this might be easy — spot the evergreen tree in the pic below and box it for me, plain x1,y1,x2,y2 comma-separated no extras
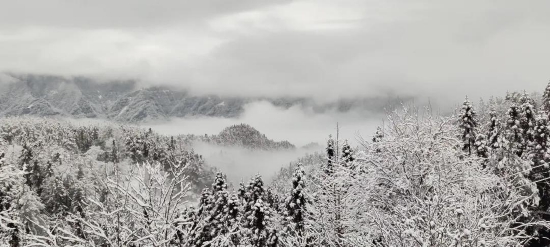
520,93,537,151
245,198,275,247
531,118,550,169
242,175,277,247
246,175,266,204
487,108,501,149
530,118,550,205
227,193,242,245
372,127,384,143
341,140,354,164
265,188,280,213
284,164,307,235
527,117,550,246
212,172,228,193
169,136,176,151
372,127,384,153
238,182,247,203
459,98,477,155
542,81,550,117
474,134,489,159
111,140,119,163
19,144,34,188
210,190,230,238
506,104,525,156
75,128,92,153
19,144,33,169
326,135,335,174
188,188,215,247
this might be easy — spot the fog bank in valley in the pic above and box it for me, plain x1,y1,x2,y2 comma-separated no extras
146,100,383,182
147,100,384,147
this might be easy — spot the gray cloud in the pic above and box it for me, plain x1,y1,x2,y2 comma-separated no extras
1,0,549,109
0,0,288,29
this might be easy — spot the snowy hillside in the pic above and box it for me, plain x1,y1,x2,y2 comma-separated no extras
0,73,410,123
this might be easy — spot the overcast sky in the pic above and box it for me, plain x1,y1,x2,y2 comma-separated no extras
1,0,549,106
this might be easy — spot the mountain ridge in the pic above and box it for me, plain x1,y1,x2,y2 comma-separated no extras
0,73,412,122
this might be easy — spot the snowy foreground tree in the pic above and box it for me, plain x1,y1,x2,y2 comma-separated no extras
299,106,550,246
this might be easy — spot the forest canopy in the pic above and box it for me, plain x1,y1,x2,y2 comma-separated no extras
2,83,550,246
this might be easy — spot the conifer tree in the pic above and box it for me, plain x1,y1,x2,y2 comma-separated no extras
212,172,228,193
530,118,550,203
372,127,384,143
520,93,537,151
526,117,550,245
19,144,33,169
506,104,525,156
111,140,119,163
210,190,230,237
542,81,550,117
19,144,35,188
242,175,278,247
474,134,489,159
238,182,247,203
326,135,335,174
246,175,266,204
188,188,215,246
459,98,477,155
265,188,280,213
531,118,550,169
284,164,307,235
245,198,275,247
227,193,242,244
169,136,176,151
341,140,354,164
487,108,501,149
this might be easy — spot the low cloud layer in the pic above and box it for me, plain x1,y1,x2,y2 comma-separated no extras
146,101,383,147
147,101,383,183
193,142,314,185
1,0,549,108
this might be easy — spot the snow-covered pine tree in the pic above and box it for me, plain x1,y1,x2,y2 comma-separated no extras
75,128,92,153
284,164,307,235
188,188,215,246
487,108,501,149
326,135,335,174
0,156,25,246
372,127,384,143
18,143,33,171
208,172,245,246
238,182,247,203
226,193,242,245
506,104,525,156
341,140,354,164
265,188,281,213
541,81,550,117
530,118,550,211
242,175,278,247
244,198,275,247
111,140,119,163
520,93,537,152
173,207,196,245
246,175,266,204
459,98,477,155
169,136,176,151
531,118,550,170
210,190,230,240
474,134,489,159
213,172,228,193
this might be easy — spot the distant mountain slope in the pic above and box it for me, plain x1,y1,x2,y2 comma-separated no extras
0,73,412,122
0,74,247,121
182,123,295,150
